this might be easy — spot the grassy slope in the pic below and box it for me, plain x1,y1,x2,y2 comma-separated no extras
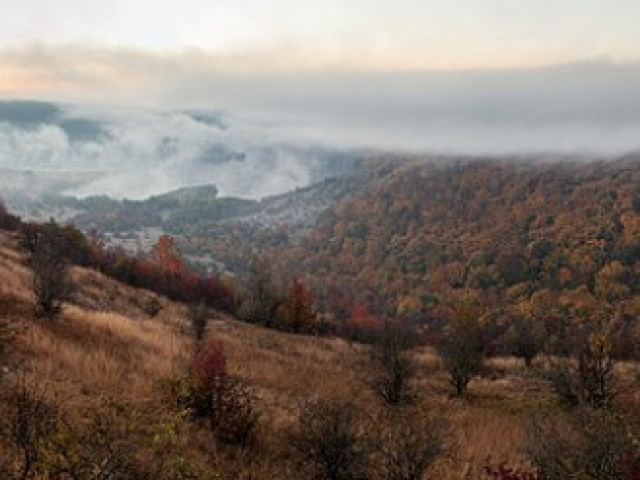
1,229,569,479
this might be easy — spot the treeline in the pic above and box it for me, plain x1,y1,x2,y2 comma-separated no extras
0,200,236,313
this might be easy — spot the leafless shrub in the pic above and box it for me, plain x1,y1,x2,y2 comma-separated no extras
288,398,372,480
376,410,444,480
526,411,640,480
0,381,56,480
41,412,144,480
210,376,260,447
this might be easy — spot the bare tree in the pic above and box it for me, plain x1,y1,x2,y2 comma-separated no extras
368,320,415,406
238,255,282,328
28,223,72,319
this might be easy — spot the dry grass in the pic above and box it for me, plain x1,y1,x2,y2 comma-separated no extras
1,230,619,479
19,307,190,405
0,232,32,303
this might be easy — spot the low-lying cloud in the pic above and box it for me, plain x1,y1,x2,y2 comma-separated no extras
0,101,356,199
2,51,640,201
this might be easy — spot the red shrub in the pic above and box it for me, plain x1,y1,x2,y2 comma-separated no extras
179,341,260,447
191,340,227,390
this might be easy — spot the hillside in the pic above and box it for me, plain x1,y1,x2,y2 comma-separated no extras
0,224,582,479
280,158,640,333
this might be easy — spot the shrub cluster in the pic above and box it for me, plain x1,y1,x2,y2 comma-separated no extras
543,320,618,409
526,411,640,480
376,411,444,480
175,341,260,448
238,258,317,334
0,302,17,379
288,398,444,480
0,382,213,480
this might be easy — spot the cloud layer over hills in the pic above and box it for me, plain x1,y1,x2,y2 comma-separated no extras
2,63,640,200
0,100,357,199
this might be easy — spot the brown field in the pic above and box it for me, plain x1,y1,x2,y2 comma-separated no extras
1,229,632,479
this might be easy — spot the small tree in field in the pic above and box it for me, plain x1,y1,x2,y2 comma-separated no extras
508,316,542,368
437,302,486,397
29,223,72,319
546,319,618,409
368,320,415,406
238,256,282,328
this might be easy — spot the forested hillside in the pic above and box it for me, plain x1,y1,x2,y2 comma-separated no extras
5,159,640,479
282,158,640,341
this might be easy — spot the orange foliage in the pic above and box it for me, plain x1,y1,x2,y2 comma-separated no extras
277,278,317,333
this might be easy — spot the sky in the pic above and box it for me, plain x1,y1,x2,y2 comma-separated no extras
1,0,640,101
1,0,640,177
